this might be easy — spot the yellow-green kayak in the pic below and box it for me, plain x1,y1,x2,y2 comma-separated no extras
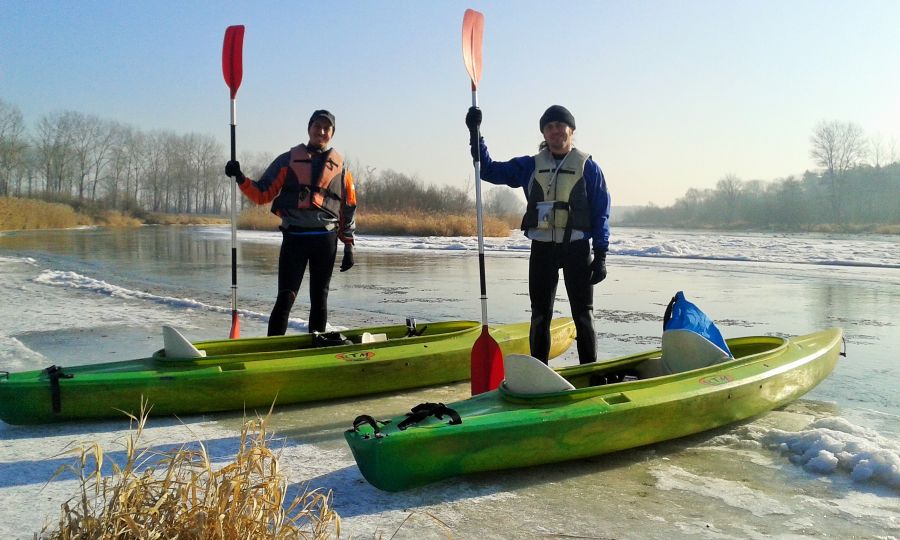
345,328,843,491
0,318,576,425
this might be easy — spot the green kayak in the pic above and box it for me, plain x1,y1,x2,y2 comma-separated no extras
345,328,844,491
0,318,576,425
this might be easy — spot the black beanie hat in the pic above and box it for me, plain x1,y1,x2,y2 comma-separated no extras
539,105,576,132
308,109,336,132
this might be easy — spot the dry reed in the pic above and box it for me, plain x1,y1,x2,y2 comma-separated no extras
144,213,230,226
0,196,92,231
237,204,281,231
42,403,340,539
238,204,512,237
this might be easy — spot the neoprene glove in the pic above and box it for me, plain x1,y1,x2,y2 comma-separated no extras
465,106,482,131
339,244,354,272
466,107,482,160
590,251,607,285
225,160,244,183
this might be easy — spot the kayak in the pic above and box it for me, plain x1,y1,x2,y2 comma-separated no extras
0,318,576,425
344,328,844,491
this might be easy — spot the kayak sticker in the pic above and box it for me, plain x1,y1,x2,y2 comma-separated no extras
699,374,734,386
337,351,375,362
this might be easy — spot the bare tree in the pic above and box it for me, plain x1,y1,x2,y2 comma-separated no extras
810,120,867,224
715,173,743,219
67,112,117,202
485,186,525,217
33,112,77,194
0,100,27,196
87,119,117,202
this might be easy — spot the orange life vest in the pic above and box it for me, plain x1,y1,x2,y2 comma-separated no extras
272,144,345,218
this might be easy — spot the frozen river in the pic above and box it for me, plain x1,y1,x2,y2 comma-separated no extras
0,225,897,538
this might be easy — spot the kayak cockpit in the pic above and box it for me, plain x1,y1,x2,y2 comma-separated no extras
153,320,481,361
500,334,790,401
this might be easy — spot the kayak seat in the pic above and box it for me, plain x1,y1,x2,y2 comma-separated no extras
654,329,730,376
162,326,206,358
637,329,732,378
503,354,575,394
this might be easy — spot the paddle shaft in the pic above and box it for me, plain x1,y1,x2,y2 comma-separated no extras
230,100,239,335
471,89,490,326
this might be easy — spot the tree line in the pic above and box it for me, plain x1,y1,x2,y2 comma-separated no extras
0,100,229,215
0,98,524,219
9,98,890,231
622,121,899,230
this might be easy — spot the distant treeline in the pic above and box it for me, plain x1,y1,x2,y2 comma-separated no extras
0,99,522,220
622,121,899,232
0,100,226,216
2,99,893,230
353,167,523,218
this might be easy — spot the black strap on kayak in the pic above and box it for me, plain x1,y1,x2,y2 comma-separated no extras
840,337,847,358
405,317,427,337
349,414,390,439
44,365,73,414
397,402,462,431
663,294,677,331
313,331,353,347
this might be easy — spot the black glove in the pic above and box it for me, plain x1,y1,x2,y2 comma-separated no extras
339,244,354,272
590,251,607,285
225,160,245,183
465,106,482,131
466,107,482,160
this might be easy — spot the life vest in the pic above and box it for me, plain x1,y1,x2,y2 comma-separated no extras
521,147,592,234
272,144,345,218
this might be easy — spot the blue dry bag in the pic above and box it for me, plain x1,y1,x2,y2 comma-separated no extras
663,291,732,358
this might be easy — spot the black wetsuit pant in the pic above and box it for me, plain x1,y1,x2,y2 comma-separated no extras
267,230,338,336
529,238,596,364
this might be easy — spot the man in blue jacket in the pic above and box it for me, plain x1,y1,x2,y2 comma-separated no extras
466,105,611,364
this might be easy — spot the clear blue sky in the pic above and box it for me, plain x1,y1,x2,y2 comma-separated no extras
2,0,898,206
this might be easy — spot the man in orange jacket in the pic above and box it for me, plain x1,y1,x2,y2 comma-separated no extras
225,109,357,336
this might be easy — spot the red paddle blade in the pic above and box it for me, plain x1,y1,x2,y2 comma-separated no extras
229,310,240,339
471,325,504,395
462,9,484,89
222,25,245,99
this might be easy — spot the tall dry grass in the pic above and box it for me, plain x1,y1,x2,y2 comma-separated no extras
238,204,513,237
144,213,230,226
238,204,281,231
0,196,143,230
360,212,511,237
0,196,92,231
43,404,340,539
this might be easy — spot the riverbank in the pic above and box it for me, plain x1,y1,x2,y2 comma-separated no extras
0,196,228,231
235,202,516,237
0,196,515,237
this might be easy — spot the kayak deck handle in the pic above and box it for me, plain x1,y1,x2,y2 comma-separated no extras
349,414,390,439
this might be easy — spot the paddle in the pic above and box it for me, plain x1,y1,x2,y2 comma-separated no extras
462,9,503,395
222,24,244,339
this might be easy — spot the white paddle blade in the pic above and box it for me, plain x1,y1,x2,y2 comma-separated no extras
163,326,206,358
